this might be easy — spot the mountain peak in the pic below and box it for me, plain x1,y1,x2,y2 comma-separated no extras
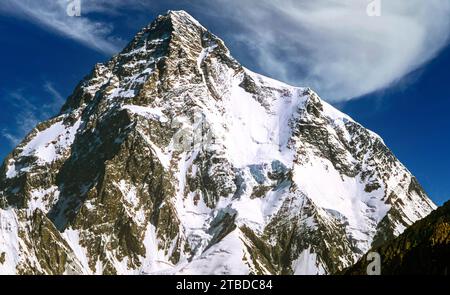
166,9,188,16
149,9,207,36
0,11,436,275
166,10,202,25
61,9,230,112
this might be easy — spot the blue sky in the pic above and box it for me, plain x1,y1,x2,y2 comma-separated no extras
0,0,449,205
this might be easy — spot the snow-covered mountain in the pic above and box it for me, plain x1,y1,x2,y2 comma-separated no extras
0,10,436,274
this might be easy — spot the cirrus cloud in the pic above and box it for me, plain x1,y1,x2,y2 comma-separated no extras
201,0,450,101
0,0,125,54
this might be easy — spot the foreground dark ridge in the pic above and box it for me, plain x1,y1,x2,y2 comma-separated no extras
344,200,449,275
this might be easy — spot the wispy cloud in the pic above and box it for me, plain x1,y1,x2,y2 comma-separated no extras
0,0,125,54
43,81,65,108
1,82,66,146
1,91,40,146
201,0,450,101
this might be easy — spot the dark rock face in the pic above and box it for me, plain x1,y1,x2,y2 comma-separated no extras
0,11,436,274
344,201,450,275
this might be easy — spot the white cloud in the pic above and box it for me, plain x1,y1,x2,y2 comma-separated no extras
0,0,124,54
204,0,450,101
